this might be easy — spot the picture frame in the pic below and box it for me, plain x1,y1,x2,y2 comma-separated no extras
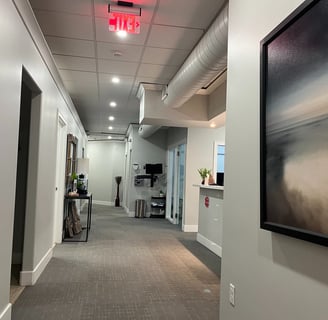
260,0,328,246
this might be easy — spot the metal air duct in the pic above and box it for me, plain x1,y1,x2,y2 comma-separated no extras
164,3,228,109
138,124,161,138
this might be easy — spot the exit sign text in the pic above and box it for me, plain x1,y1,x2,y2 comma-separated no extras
108,13,140,34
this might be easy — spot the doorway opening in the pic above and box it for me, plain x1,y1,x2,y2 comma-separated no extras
166,143,186,227
11,68,41,302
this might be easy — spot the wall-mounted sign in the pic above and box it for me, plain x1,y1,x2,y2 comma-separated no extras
108,12,140,34
205,196,209,208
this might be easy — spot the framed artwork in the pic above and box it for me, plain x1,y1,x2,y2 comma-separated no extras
260,0,328,246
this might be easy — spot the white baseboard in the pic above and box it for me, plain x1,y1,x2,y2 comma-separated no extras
20,245,54,286
93,200,114,206
0,304,11,320
197,233,222,257
182,224,198,232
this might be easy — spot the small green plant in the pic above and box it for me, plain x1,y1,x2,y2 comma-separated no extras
197,168,211,179
71,172,78,181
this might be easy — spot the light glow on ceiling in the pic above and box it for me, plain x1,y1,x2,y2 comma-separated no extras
107,136,112,140
112,77,120,83
109,101,117,107
108,116,115,121
108,126,113,130
117,30,127,38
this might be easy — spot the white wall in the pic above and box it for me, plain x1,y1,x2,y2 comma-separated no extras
124,125,167,216
220,0,328,319
87,141,125,205
184,126,225,231
0,0,86,318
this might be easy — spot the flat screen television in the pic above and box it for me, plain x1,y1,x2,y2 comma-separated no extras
145,163,163,174
216,172,224,186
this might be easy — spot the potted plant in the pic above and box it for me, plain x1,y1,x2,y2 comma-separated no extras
71,172,78,191
198,168,211,185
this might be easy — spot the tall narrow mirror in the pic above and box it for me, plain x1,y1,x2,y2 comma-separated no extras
65,134,78,192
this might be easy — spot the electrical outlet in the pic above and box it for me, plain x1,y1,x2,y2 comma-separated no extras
229,283,235,306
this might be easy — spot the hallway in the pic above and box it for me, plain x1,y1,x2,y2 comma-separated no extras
12,205,220,320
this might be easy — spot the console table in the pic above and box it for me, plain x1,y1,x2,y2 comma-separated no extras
63,193,93,242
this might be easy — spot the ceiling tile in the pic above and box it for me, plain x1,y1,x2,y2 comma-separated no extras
137,64,177,80
98,74,134,105
34,10,94,40
97,42,143,62
97,109,138,125
98,86,131,99
63,80,98,96
54,55,96,72
93,0,157,23
154,0,225,28
147,25,203,50
95,17,150,46
127,96,140,111
59,70,97,82
98,73,135,85
45,36,95,58
98,85,132,104
98,59,138,76
142,47,189,66
71,95,99,106
29,0,93,15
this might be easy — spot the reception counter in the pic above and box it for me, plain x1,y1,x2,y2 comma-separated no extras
194,185,224,257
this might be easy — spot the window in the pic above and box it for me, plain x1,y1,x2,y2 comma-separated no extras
217,145,225,173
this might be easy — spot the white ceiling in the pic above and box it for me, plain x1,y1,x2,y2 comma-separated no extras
29,0,226,140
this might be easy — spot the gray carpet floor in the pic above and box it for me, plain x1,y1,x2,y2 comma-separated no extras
12,205,221,320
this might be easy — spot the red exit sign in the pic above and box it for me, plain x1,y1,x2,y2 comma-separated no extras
109,12,140,34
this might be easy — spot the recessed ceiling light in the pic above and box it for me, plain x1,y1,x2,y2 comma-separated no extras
107,136,112,140
109,101,117,107
108,116,115,121
108,126,113,130
112,77,120,83
210,123,216,128
117,30,127,38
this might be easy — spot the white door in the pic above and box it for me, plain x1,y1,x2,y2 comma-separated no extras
53,113,67,244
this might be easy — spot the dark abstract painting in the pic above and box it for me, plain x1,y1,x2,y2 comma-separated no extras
260,0,328,246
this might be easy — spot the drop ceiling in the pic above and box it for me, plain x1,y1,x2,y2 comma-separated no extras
29,0,226,140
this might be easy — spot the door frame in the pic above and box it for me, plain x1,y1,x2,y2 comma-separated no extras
53,112,67,244
166,140,186,226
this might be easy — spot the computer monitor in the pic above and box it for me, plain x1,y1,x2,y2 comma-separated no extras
145,163,163,174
